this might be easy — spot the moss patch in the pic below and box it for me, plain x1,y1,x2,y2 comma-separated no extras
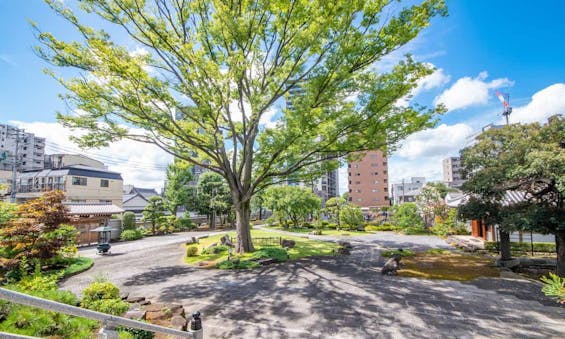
184,230,339,267
398,253,499,281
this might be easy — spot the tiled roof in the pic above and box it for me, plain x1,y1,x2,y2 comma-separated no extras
445,191,527,208
66,204,124,215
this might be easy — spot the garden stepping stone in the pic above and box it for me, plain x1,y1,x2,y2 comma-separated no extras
120,292,129,300
171,315,188,331
126,296,146,303
146,310,169,321
144,303,166,312
124,310,146,321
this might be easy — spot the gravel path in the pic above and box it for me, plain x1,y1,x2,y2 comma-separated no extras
61,229,565,338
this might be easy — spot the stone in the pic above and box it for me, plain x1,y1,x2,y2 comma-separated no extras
338,241,352,249
126,296,146,303
124,310,146,320
144,303,166,312
496,258,521,269
281,239,296,248
146,310,169,321
382,255,401,275
129,303,142,311
172,306,185,317
186,237,199,245
257,258,278,266
171,315,187,331
165,304,183,313
220,234,234,247
120,292,129,300
139,299,151,306
337,247,350,255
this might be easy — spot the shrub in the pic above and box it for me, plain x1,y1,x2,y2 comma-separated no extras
364,224,398,232
118,326,154,339
202,245,230,255
326,223,338,229
174,215,195,231
340,205,364,230
485,242,556,253
216,259,260,269
381,249,415,258
251,248,288,262
431,221,450,237
120,229,143,241
81,281,129,316
186,246,198,257
302,222,313,228
321,221,329,226
122,212,136,230
541,273,565,304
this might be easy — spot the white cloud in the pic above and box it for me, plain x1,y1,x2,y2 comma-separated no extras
259,107,278,128
508,83,565,124
434,72,514,111
396,65,451,107
9,121,171,191
386,123,473,184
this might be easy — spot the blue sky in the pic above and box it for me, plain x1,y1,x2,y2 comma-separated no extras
1,1,565,190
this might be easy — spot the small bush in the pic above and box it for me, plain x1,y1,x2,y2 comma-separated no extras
122,212,136,230
541,273,565,304
321,221,329,226
326,223,338,229
202,245,230,255
251,248,288,262
485,242,556,253
364,224,398,232
174,216,195,231
302,222,313,228
186,246,198,257
381,249,415,258
118,325,154,339
217,259,260,269
81,281,129,316
431,221,450,237
120,229,143,241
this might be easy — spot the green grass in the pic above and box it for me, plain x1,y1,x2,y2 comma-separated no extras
184,229,339,267
264,226,368,236
398,253,499,281
60,257,94,278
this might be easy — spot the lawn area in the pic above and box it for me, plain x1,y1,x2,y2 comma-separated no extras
398,252,500,281
185,229,340,266
264,225,369,237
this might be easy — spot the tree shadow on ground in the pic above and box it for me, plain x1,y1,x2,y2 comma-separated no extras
155,244,565,338
123,265,199,286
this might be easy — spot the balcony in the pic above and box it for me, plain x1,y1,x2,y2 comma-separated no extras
17,183,65,193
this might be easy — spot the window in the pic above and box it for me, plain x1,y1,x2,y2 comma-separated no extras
72,176,87,186
99,200,112,204
71,199,86,204
371,163,378,167
355,181,361,185
372,189,379,193
356,172,361,176
384,196,389,200
370,154,378,159
383,162,387,166
374,180,379,184
100,179,109,187
356,189,361,193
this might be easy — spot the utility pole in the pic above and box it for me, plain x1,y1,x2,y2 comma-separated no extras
9,127,22,203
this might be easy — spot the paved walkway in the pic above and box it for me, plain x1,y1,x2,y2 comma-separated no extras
61,229,565,338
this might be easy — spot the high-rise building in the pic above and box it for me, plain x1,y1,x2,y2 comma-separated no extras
442,157,464,188
347,150,389,208
391,177,425,205
0,124,45,171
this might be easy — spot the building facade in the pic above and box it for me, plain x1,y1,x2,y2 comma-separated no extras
391,177,425,205
0,124,45,171
442,157,464,188
347,150,389,208
44,154,105,170
14,165,123,206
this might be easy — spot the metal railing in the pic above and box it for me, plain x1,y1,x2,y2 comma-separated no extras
0,288,202,339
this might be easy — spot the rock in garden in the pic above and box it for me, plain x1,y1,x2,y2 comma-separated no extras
281,239,296,248
337,247,350,255
146,310,169,321
257,258,278,266
144,303,166,312
186,236,198,245
338,241,352,249
220,234,234,247
171,315,188,331
120,292,129,300
381,255,401,275
139,299,151,306
124,310,146,320
126,296,146,303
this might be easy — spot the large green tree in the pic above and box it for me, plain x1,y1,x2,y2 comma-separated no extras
459,118,565,275
143,195,167,234
264,185,321,228
37,0,446,252
324,197,347,230
195,171,232,229
164,161,195,215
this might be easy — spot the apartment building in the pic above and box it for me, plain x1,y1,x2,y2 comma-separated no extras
442,157,464,188
391,177,426,205
0,124,45,171
14,164,123,206
347,150,389,208
44,154,105,170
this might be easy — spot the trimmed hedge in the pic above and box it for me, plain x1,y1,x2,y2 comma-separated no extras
485,241,556,253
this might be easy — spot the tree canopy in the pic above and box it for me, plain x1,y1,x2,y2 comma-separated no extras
264,185,321,228
164,161,195,214
37,0,447,252
459,117,565,276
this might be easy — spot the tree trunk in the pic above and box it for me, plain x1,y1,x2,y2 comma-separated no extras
499,229,512,261
210,208,216,230
235,199,254,253
556,231,565,277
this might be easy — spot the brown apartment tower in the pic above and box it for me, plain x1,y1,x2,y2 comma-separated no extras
348,150,389,208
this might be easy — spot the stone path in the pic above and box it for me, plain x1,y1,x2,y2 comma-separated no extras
61,229,565,338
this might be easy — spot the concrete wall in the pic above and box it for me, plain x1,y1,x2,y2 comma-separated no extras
64,174,123,207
